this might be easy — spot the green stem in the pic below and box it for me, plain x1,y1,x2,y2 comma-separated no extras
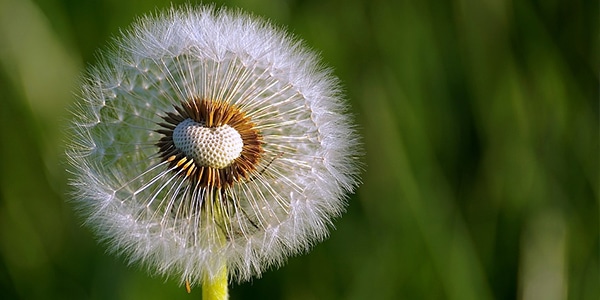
202,263,228,300
202,190,229,299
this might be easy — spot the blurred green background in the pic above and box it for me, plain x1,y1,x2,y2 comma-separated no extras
0,0,597,299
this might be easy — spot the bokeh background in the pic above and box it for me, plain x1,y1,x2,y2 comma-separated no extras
0,0,597,299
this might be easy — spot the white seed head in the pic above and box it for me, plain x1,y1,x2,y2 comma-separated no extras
66,4,362,288
173,118,243,169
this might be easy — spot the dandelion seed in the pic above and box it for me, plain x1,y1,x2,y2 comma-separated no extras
66,5,362,298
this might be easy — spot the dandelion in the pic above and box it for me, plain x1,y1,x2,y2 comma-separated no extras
66,5,362,298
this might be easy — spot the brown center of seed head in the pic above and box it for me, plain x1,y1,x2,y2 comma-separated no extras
156,97,263,188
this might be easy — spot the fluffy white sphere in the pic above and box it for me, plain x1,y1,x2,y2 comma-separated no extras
67,5,362,287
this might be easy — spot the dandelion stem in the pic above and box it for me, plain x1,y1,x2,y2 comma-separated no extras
202,193,229,299
202,262,228,300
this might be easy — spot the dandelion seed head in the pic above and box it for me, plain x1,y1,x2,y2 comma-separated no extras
66,5,362,287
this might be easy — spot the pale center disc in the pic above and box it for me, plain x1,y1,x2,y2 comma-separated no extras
172,118,244,169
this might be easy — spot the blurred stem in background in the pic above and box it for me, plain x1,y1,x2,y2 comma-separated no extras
0,0,597,299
